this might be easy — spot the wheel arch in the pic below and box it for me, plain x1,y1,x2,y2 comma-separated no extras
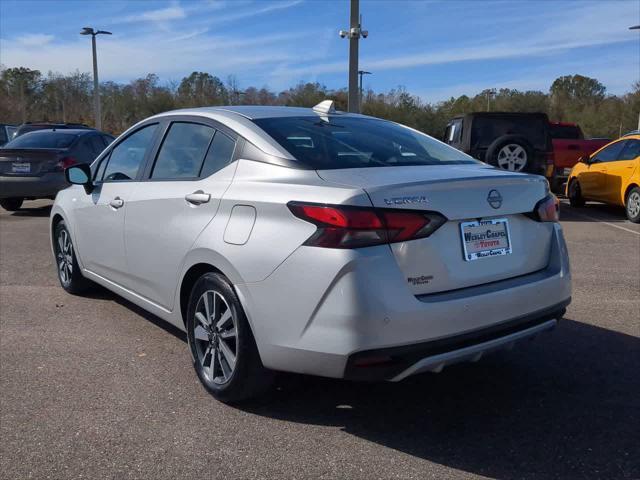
177,249,245,328
624,182,639,202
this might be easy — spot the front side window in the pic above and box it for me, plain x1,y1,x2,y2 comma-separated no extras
254,116,477,170
102,124,158,181
592,141,626,163
151,122,215,179
618,139,640,161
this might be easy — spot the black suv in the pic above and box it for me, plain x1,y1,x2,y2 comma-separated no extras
444,112,553,175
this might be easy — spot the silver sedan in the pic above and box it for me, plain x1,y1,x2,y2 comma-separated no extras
51,102,571,402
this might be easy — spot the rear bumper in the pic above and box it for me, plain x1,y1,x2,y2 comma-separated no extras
344,301,567,381
238,223,572,380
0,173,68,199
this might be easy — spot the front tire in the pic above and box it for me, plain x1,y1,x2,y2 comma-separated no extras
625,187,640,223
0,198,23,211
568,179,585,208
186,272,273,403
53,221,92,294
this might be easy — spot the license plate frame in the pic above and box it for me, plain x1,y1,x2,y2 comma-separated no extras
460,218,512,261
11,162,31,173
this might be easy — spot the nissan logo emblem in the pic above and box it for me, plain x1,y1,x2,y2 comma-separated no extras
487,190,502,209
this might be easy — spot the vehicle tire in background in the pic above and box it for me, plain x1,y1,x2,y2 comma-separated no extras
567,179,585,208
625,186,640,223
53,220,93,294
186,272,273,403
0,198,23,211
485,135,533,173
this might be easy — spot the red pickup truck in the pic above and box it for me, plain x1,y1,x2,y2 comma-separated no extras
547,122,610,192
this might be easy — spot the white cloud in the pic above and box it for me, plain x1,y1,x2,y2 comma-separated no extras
16,33,54,46
122,5,186,24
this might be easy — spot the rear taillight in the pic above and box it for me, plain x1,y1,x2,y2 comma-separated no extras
56,156,77,171
531,194,560,222
287,202,447,249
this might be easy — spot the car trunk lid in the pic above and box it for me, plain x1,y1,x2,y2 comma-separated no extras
317,165,553,295
0,149,66,176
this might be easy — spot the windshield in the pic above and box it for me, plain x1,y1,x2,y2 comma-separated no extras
4,131,77,149
253,116,479,169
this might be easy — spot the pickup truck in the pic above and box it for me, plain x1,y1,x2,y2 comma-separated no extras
547,122,609,192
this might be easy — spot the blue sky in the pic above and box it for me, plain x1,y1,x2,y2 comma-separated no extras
1,0,639,102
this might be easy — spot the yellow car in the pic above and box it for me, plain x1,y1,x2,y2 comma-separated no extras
566,133,640,222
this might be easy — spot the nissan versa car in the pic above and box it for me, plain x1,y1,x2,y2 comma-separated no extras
51,103,571,402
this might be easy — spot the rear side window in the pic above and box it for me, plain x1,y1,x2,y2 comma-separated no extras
151,122,215,179
5,131,77,149
200,131,236,177
102,124,158,181
618,140,640,160
254,116,476,169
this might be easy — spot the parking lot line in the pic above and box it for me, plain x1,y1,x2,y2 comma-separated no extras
566,210,640,236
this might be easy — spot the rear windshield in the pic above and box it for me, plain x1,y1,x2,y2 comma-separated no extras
470,116,548,149
253,116,478,169
4,131,77,149
549,124,583,140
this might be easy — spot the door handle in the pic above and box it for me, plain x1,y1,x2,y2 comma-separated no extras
185,191,211,205
109,197,124,209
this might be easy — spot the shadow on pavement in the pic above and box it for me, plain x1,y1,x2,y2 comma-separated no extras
243,319,639,479
561,202,631,224
8,204,53,217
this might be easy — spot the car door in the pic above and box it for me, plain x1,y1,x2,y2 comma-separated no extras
603,139,640,205
580,140,626,200
73,123,160,287
124,118,239,309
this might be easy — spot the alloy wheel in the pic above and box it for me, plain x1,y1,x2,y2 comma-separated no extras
496,144,527,172
193,290,238,384
627,191,640,218
56,229,73,285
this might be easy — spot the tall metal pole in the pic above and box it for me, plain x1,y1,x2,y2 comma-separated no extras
91,34,101,130
348,0,359,113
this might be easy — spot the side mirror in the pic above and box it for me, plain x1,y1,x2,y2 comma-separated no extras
578,156,590,164
65,163,93,194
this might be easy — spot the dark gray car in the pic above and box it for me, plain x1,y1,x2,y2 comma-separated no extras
0,129,114,211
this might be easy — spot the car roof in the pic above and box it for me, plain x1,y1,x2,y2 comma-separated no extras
155,105,363,120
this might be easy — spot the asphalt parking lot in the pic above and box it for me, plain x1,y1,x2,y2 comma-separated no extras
1,199,638,480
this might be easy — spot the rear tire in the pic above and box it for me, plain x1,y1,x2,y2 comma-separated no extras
0,198,23,211
53,221,92,294
568,179,585,208
625,187,640,223
186,272,273,403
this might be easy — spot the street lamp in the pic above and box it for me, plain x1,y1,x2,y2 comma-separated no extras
80,27,112,131
486,88,497,112
630,26,640,129
358,70,371,109
339,0,368,113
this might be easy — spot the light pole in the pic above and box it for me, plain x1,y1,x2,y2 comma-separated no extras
80,27,111,131
630,26,640,129
339,0,368,113
486,88,497,112
358,70,371,110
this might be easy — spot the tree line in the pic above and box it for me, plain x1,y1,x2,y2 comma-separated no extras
1,66,638,140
